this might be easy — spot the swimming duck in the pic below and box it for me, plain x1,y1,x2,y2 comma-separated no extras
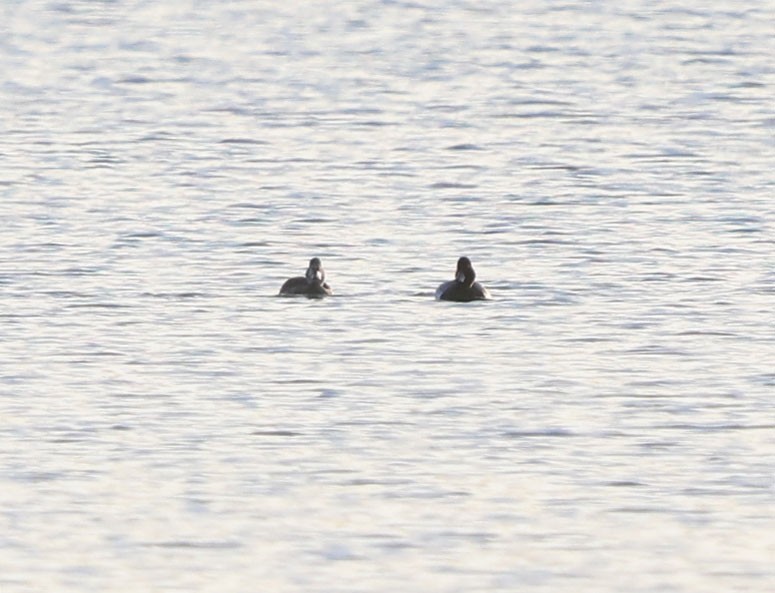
435,256,491,302
279,257,333,297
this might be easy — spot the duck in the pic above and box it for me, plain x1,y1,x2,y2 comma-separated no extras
279,257,333,297
435,256,491,302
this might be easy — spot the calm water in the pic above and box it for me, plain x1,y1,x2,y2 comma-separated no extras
1,1,774,591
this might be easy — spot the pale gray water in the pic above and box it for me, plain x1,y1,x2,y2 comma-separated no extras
1,1,774,591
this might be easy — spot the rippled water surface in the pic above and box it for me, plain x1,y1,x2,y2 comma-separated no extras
1,1,774,591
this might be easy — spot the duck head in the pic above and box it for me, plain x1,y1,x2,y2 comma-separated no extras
455,256,476,287
305,257,326,285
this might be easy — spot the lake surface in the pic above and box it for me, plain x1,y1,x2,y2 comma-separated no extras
1,1,774,591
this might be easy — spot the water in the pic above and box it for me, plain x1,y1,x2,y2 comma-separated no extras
1,1,774,591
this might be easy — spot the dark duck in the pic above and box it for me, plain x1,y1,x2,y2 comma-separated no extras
435,256,491,302
279,257,333,297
